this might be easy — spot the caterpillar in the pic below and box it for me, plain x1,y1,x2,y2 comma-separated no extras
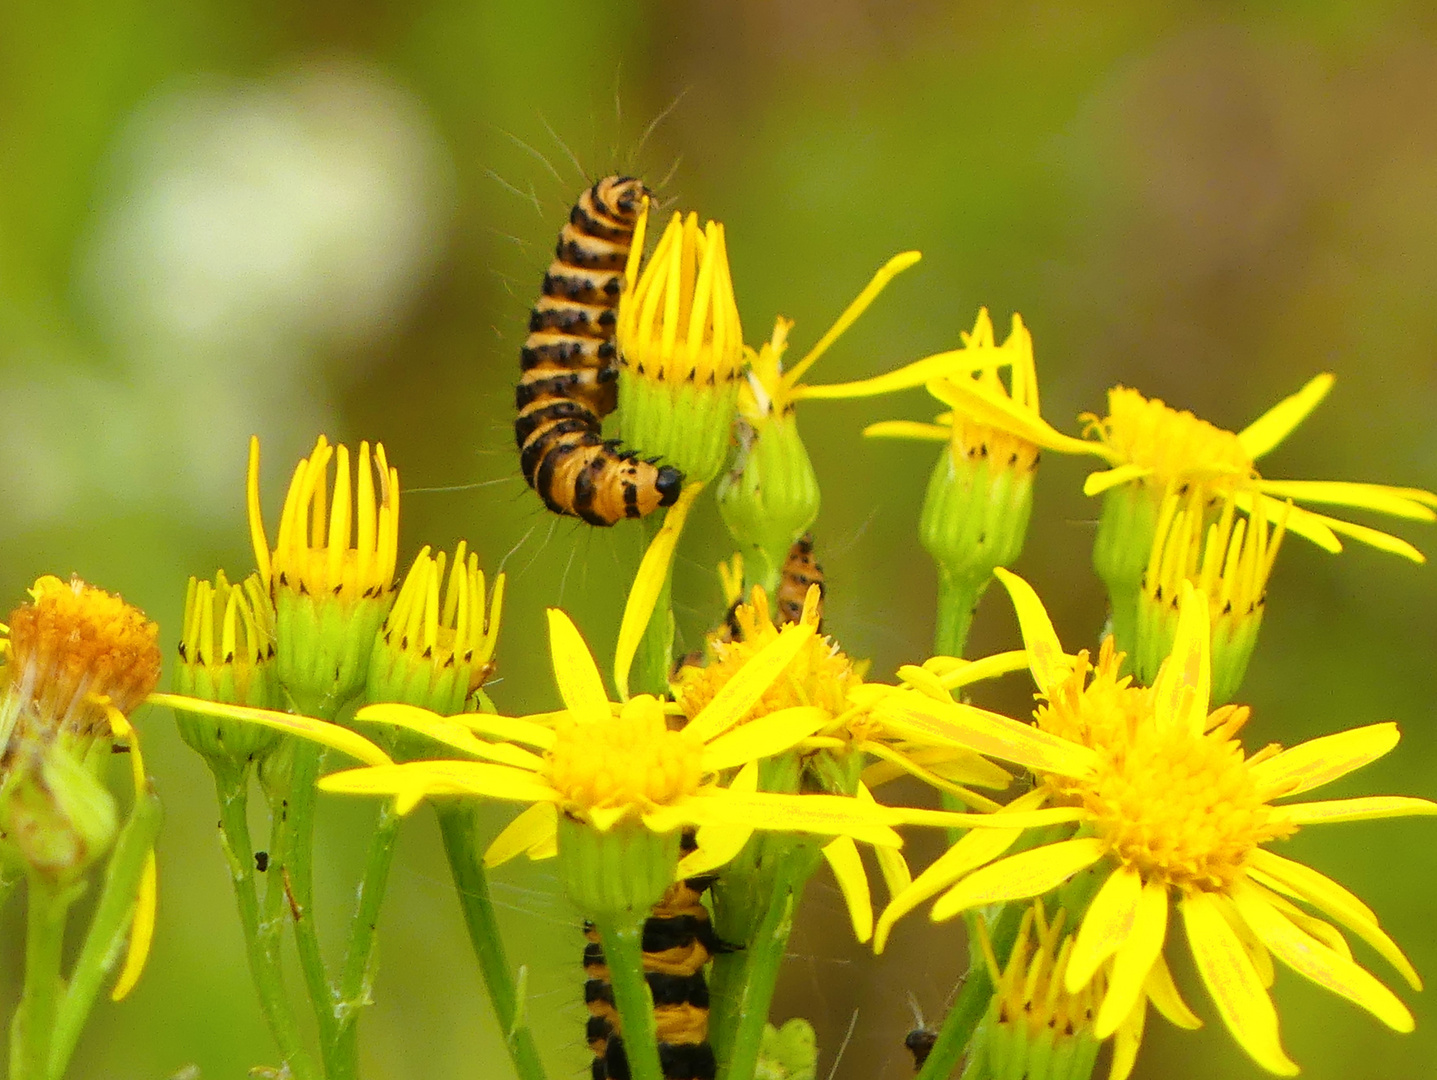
584,836,725,1080
719,534,826,643
515,175,683,525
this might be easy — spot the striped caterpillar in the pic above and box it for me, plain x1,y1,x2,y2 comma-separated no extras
584,837,724,1080
514,176,682,525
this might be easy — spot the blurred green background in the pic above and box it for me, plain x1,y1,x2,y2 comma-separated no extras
2,1,1435,1077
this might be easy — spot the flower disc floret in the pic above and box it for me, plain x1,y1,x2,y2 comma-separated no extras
547,698,703,815
1085,387,1253,491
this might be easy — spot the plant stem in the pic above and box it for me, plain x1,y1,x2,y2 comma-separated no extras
326,799,404,1079
436,805,547,1080
714,845,821,1080
933,570,983,659
48,790,165,1080
265,740,338,1071
631,516,675,698
594,917,664,1080
914,905,1021,1080
12,875,78,1080
207,765,318,1080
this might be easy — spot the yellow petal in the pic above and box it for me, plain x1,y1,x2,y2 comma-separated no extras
1237,372,1334,460
699,706,828,772
150,692,392,767
1107,990,1146,1080
1303,507,1427,563
459,712,558,750
1279,795,1437,826
648,789,903,848
1232,879,1414,1032
992,569,1071,695
546,609,610,723
110,847,158,1001
1248,496,1341,553
1150,580,1210,734
875,690,1096,778
1244,851,1420,990
873,788,1049,953
679,822,753,878
352,704,545,770
859,741,1005,810
1082,463,1153,497
931,649,1035,692
804,351,982,401
1250,722,1399,800
1066,864,1143,993
320,761,556,809
1096,881,1169,1039
484,802,559,867
685,621,817,745
1247,880,1352,960
880,805,1086,831
1180,891,1298,1076
614,482,704,698
822,835,873,943
1146,953,1202,1030
1256,479,1437,521
930,375,1102,457
929,837,1107,922
862,420,951,442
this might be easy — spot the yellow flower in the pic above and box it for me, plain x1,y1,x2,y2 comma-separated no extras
366,541,505,717
717,250,920,593
874,570,1437,1077
616,205,744,484
1080,378,1437,561
247,433,400,713
0,575,162,998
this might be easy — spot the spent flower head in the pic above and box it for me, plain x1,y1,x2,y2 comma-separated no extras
874,570,1437,1077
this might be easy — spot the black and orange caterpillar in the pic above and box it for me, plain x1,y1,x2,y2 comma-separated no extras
718,534,827,643
515,175,683,525
584,838,725,1080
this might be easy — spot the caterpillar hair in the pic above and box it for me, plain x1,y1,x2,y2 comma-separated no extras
583,835,726,1080
515,175,683,525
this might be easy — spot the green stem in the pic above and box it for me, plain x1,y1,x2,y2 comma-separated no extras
0,862,20,915
632,516,676,698
934,570,984,659
914,906,1021,1080
326,800,404,1080
595,918,664,1080
48,790,164,1080
207,765,317,1080
12,875,79,1080
714,846,821,1080
265,740,339,1069
436,805,547,1080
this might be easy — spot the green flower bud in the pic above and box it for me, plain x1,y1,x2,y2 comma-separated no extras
172,571,280,764
756,1018,817,1080
557,813,680,922
1,746,118,886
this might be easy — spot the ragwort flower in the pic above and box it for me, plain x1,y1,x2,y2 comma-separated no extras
874,570,1436,1076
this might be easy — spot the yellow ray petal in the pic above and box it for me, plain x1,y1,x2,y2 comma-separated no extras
1146,953,1202,1030
823,835,873,943
699,706,828,772
680,763,759,877
110,847,158,1001
351,704,545,770
1107,989,1146,1080
1247,880,1352,960
1232,879,1414,1032
1097,881,1169,1039
484,802,559,868
992,569,1071,695
1150,581,1210,734
1242,495,1341,553
1279,795,1437,826
862,420,951,442
150,693,392,766
1082,463,1154,497
614,482,704,698
1237,373,1334,460
1297,504,1428,562
546,609,610,724
929,838,1107,923
647,790,903,848
451,711,558,751
1244,851,1420,990
1255,479,1437,521
320,761,556,808
875,689,1096,778
880,805,1085,831
1250,722,1399,800
1066,864,1143,993
685,621,817,745
931,375,1104,458
930,649,1036,691
874,788,1049,953
588,804,630,832
858,741,1004,811
1180,891,1298,1076
803,351,983,401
